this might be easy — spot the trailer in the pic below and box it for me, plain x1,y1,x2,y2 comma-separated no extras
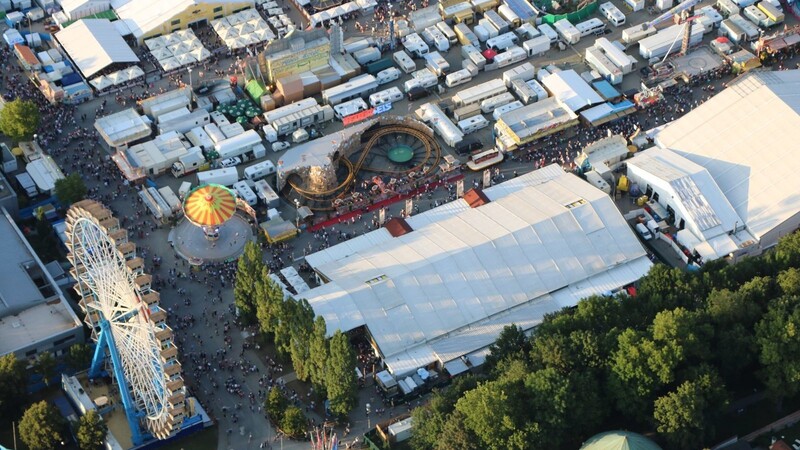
554,19,581,44
729,13,760,40
365,57,395,75
478,18,500,38
453,103,483,121
510,78,537,104
214,130,264,160
594,38,635,74
253,179,280,208
720,17,747,43
600,1,626,26
497,4,521,27
452,78,507,106
353,47,382,65
621,23,657,45
717,0,740,16
458,115,490,134
502,62,535,87
424,51,451,76
461,44,487,69
489,45,527,69
743,5,768,26
322,74,379,106
415,102,464,147
333,98,369,120
470,0,499,13
403,68,438,92
454,23,480,46
423,26,450,52
157,186,182,215
185,126,215,151
492,100,524,120
480,92,515,113
437,22,459,44
233,181,258,206
269,104,334,136
638,23,703,59
484,10,510,34
757,1,784,25
402,33,430,58
577,18,607,37
486,32,520,51
244,160,276,182
392,50,417,73
523,35,550,56
446,68,474,87
369,87,404,107
585,47,624,84
197,167,238,187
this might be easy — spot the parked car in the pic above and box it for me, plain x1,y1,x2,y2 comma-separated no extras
219,157,241,168
272,141,291,152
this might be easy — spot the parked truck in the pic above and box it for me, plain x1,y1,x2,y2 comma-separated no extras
197,167,239,187
171,147,208,177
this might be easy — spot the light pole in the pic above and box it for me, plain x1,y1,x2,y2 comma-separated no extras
187,67,193,88
366,402,371,429
294,199,300,229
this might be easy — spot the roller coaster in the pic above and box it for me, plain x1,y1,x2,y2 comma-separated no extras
285,123,442,211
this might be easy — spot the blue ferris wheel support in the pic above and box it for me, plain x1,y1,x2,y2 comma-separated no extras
89,320,147,446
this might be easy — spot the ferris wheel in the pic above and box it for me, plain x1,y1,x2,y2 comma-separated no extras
66,200,188,445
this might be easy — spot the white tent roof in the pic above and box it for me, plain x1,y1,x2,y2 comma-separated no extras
114,0,250,39
541,69,605,113
302,165,651,376
55,19,139,77
655,70,800,241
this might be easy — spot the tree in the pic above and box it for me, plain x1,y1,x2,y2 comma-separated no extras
325,331,358,417
281,406,307,438
33,351,56,386
755,296,800,407
777,268,800,297
435,410,481,450
234,241,264,325
18,401,68,450
54,173,87,206
287,299,315,381
484,324,531,374
609,328,683,419
454,379,531,450
265,387,288,424
66,343,94,371
76,410,108,450
651,308,712,362
410,375,481,450
653,368,728,449
0,99,40,142
0,353,27,420
254,266,285,338
307,316,329,394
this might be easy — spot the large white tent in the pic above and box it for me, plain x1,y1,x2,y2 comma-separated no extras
145,29,209,72
55,18,140,78
654,69,800,257
211,10,275,50
302,165,652,376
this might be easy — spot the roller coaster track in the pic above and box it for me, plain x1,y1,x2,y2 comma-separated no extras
286,125,441,206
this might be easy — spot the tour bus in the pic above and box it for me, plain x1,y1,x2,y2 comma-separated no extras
576,18,607,37
392,50,417,74
599,1,626,26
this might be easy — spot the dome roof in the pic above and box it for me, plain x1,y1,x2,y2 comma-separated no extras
580,431,662,450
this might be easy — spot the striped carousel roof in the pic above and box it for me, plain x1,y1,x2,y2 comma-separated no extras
183,184,237,227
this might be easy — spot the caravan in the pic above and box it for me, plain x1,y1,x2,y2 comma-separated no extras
244,160,276,182
486,32,520,51
537,23,559,44
458,115,490,134
446,68,474,87
480,92,515,114
599,2,626,26
436,22,459,44
576,18,607,37
233,181,258,206
393,50,417,73
369,87,404,107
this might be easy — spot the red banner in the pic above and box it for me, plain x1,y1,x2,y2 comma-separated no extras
342,107,375,126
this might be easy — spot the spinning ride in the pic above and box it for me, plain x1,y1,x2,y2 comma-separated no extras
66,200,194,445
183,183,237,240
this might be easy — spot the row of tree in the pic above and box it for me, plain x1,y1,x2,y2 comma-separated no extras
234,242,359,418
412,233,800,450
16,401,107,450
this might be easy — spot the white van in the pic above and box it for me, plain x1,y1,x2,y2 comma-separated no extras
369,87,404,107
537,23,559,44
436,22,459,44
376,67,402,85
233,181,258,206
393,50,417,74
635,223,653,240
458,115,490,134
244,160,276,182
446,68,473,88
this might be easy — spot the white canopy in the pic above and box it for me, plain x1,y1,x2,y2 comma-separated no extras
55,19,139,78
159,56,180,71
168,41,192,57
189,47,211,61
150,47,172,60
174,53,196,67
90,75,113,90
145,35,166,50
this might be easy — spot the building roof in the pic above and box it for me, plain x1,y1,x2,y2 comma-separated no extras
94,108,152,147
498,97,578,141
655,70,800,241
55,19,139,77
541,69,605,112
114,0,249,39
26,156,65,193
580,431,662,450
302,165,651,376
0,208,82,356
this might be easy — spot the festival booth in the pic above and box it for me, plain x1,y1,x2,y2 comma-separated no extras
259,218,298,244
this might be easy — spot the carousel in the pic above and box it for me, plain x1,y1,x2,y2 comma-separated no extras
169,183,256,264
